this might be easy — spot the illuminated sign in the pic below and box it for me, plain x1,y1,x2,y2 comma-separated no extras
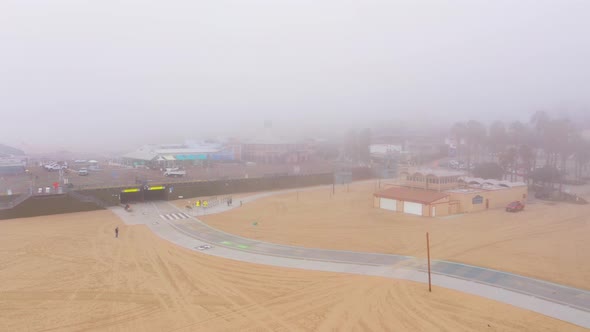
148,186,165,191
122,188,140,193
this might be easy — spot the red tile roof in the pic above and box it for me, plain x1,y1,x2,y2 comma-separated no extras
375,187,449,204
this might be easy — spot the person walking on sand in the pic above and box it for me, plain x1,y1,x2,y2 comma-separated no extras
115,227,119,238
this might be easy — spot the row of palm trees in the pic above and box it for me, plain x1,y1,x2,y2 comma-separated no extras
451,111,590,184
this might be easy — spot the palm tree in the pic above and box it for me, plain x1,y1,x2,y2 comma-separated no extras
489,121,507,162
451,122,467,162
465,120,487,171
572,135,590,180
499,147,518,181
518,144,534,183
530,111,550,166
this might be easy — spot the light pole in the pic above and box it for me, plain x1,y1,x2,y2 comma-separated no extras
426,232,432,292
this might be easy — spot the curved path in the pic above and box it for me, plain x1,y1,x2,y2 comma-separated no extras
111,188,590,329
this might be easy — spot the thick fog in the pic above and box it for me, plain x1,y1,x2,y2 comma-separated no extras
1,0,589,152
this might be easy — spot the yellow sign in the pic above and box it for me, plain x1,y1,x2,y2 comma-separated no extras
195,200,201,207
122,188,140,193
148,186,165,191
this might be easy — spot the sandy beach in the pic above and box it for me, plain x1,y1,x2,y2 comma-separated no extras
0,210,584,331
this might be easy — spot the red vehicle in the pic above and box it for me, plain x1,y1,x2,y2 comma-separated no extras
506,201,525,212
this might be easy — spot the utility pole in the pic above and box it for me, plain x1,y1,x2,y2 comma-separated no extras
427,232,432,292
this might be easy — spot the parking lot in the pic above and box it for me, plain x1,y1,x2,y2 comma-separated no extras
0,159,334,195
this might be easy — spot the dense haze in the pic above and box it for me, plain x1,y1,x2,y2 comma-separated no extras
1,0,589,152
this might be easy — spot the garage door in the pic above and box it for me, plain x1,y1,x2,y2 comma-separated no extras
380,198,397,211
403,201,423,216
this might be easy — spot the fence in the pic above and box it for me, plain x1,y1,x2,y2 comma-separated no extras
0,191,31,210
0,193,104,220
67,190,110,209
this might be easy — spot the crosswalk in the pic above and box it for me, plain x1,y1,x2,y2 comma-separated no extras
159,212,190,221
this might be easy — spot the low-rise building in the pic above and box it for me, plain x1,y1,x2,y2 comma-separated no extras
374,186,451,216
0,161,26,175
122,142,238,168
400,169,465,191
0,144,27,175
242,126,309,164
374,170,528,217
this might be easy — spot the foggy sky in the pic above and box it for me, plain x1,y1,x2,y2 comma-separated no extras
1,0,589,152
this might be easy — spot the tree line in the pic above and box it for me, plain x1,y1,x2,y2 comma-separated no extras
451,111,590,187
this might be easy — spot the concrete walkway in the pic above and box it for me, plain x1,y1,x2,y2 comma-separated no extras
111,188,590,329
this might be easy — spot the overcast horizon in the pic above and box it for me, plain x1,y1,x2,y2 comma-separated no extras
1,0,589,153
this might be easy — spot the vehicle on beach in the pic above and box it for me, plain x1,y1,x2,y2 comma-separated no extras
506,201,525,212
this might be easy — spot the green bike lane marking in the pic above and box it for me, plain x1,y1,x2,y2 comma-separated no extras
220,241,250,249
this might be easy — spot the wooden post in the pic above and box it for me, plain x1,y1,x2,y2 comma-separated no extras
427,232,432,292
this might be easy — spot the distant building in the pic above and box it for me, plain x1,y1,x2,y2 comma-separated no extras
0,162,26,175
0,144,25,158
401,169,466,191
241,124,309,164
122,141,239,168
371,133,445,162
369,143,404,162
0,144,27,175
404,135,445,157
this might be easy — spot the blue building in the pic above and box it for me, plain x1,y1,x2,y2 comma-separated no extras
122,142,239,168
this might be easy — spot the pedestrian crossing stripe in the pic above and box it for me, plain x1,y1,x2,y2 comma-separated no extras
159,212,190,221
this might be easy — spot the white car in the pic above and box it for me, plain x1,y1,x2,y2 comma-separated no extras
164,169,186,177
196,245,213,250
44,164,59,171
44,162,67,171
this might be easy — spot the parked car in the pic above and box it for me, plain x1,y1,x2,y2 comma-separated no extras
164,169,186,177
78,168,89,176
506,201,525,212
44,164,64,171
